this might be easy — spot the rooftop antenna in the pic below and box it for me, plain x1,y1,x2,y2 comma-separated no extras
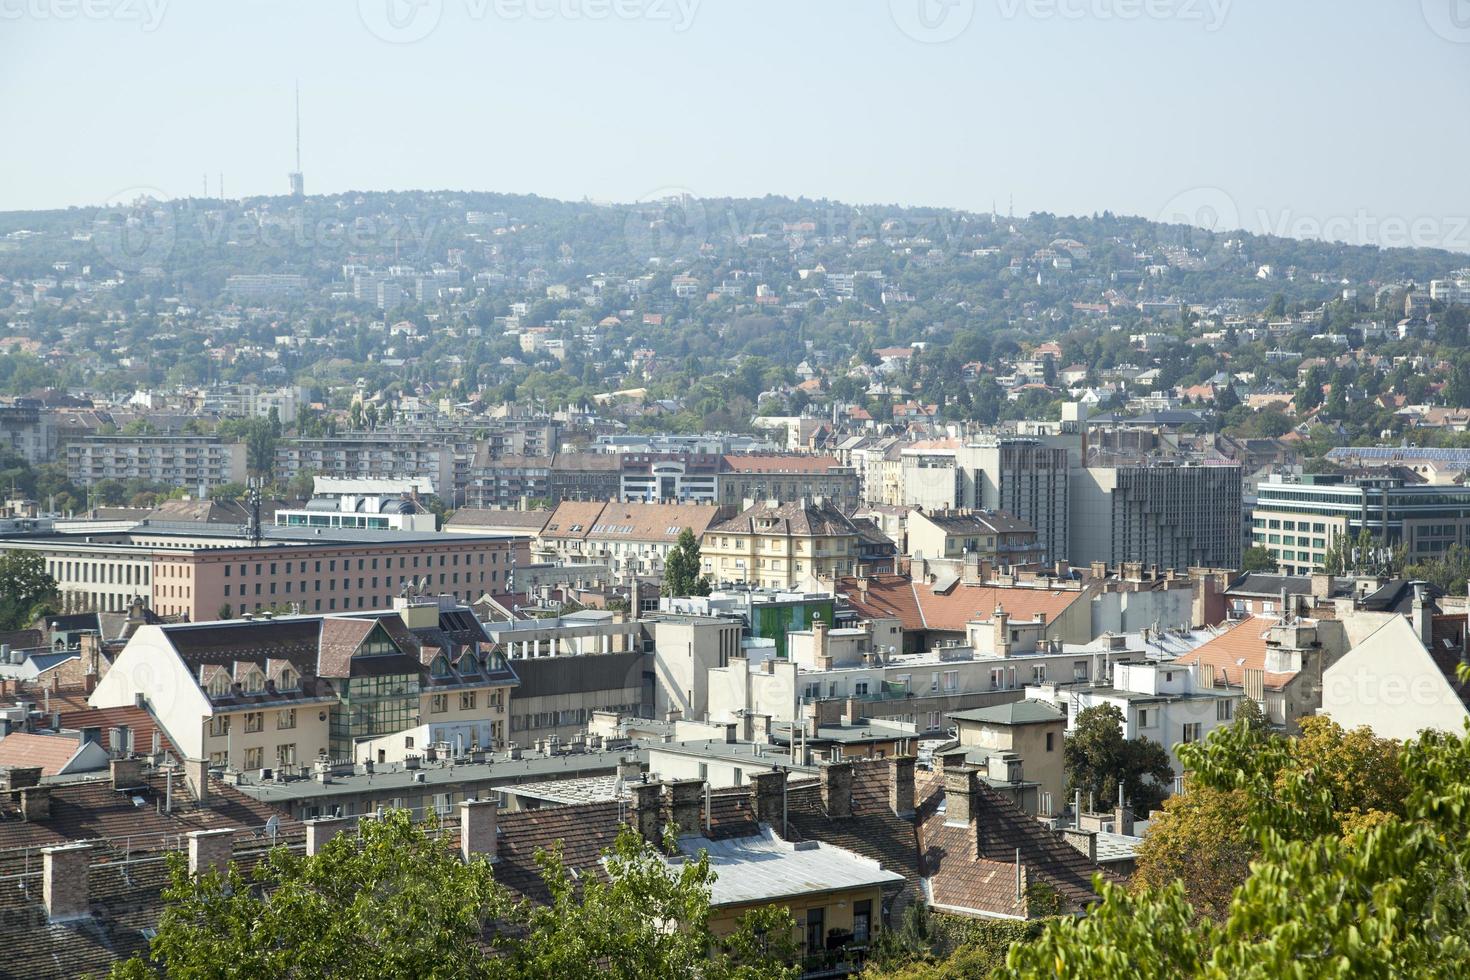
288,81,304,198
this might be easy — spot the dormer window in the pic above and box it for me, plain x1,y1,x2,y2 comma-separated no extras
243,670,266,693
431,655,450,677
207,674,231,698
278,668,297,691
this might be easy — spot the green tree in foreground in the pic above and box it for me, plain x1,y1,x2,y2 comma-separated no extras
1004,715,1470,978
1130,716,1407,922
109,810,798,980
0,551,59,630
662,526,712,597
1064,704,1173,814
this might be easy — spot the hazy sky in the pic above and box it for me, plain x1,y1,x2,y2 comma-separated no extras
3,0,1468,248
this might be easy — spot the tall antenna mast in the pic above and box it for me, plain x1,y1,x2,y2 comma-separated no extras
288,81,305,198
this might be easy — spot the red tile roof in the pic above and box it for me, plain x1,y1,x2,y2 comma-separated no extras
1173,615,1297,690
840,575,1083,633
0,732,84,776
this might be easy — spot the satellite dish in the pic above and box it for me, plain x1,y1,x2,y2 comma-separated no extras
264,815,280,842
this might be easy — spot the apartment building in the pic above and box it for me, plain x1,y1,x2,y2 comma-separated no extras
1,524,526,621
618,453,722,503
703,498,864,589
534,499,721,577
716,456,862,511
0,398,54,465
274,434,460,496
1028,660,1244,776
1071,461,1242,571
906,509,1043,567
89,596,519,767
65,436,247,490
1253,473,1470,574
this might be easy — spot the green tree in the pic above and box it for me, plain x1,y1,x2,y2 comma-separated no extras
1005,716,1465,979
1064,704,1173,814
1239,546,1277,573
662,527,711,597
111,811,798,980
0,551,59,630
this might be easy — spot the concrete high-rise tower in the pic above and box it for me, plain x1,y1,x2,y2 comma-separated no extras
287,82,304,198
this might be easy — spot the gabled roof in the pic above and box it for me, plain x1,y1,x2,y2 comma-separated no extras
0,732,91,776
917,770,1113,918
1173,616,1297,690
839,574,1083,633
710,499,860,538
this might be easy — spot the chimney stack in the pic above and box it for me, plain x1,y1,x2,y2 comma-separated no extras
629,780,663,845
110,756,146,792
943,765,979,827
459,799,499,863
749,770,786,828
184,757,210,802
994,606,1011,656
20,785,51,821
42,842,91,922
889,755,916,818
1114,784,1134,836
305,815,351,855
667,779,704,837
820,761,853,818
187,828,235,876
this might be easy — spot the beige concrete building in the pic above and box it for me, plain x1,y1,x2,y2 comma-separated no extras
534,499,720,577
947,700,1066,816
703,498,862,589
89,597,518,768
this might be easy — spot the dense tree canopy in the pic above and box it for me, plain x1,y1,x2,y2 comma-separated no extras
1064,704,1174,814
110,810,798,980
1005,715,1467,978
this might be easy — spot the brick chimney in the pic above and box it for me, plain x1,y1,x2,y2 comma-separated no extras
749,770,786,828
993,606,1011,657
629,780,663,845
459,798,499,863
42,842,91,922
184,757,210,802
944,765,979,827
889,755,916,818
305,815,351,855
20,785,51,821
187,828,235,876
667,779,704,836
110,756,146,792
820,761,853,818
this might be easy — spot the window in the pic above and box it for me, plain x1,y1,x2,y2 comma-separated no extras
277,709,296,730
1137,708,1150,728
1046,732,1055,751
1182,722,1203,744
459,691,477,710
276,743,296,766
208,715,230,737
942,669,958,692
1217,700,1234,721
244,747,263,770
1032,665,1046,684
244,712,264,734
1073,660,1089,682
852,900,872,945
431,693,449,714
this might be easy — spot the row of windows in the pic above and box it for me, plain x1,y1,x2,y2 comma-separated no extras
223,569,500,598
223,551,498,577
